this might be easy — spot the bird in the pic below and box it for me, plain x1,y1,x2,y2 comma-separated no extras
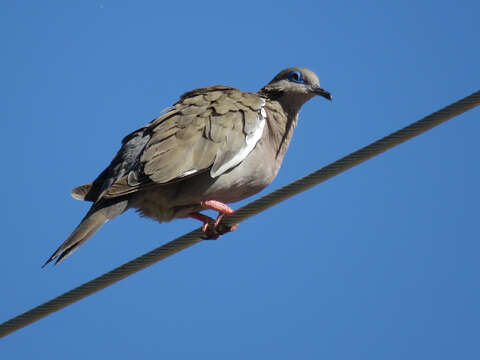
42,67,332,266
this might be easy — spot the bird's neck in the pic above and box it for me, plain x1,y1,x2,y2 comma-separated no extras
263,99,299,159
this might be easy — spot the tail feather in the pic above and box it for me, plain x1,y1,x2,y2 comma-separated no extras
71,183,93,201
42,211,107,267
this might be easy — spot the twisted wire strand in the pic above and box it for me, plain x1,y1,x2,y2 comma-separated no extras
1,90,479,339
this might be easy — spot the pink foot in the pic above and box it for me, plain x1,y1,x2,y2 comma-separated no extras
188,200,238,239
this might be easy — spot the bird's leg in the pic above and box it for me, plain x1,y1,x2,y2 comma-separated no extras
188,200,238,239
201,200,239,236
200,200,234,224
189,212,216,234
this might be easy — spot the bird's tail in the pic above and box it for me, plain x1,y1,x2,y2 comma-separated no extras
42,210,108,267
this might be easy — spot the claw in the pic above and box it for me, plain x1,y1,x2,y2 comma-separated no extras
214,213,238,231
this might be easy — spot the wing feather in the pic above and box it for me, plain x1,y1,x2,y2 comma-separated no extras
80,87,266,201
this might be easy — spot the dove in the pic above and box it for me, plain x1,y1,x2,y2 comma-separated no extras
43,67,331,266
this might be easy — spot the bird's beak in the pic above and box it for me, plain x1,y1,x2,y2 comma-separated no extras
312,86,332,101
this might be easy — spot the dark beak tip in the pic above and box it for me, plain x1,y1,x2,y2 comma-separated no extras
313,86,332,101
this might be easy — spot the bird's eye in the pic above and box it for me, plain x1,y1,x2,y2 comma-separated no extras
287,70,304,84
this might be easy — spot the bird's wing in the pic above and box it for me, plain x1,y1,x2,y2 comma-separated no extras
73,86,266,202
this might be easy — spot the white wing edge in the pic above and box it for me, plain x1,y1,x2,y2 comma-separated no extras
210,101,267,178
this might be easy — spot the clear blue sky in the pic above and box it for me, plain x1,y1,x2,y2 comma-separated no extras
1,1,479,358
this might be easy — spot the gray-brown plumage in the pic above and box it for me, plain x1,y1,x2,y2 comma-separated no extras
43,67,331,266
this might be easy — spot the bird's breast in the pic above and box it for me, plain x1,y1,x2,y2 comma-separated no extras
174,135,282,206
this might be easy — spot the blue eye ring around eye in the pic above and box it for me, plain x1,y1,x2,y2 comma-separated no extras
287,70,304,83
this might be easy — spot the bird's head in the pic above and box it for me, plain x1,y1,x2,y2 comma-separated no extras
259,67,331,114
